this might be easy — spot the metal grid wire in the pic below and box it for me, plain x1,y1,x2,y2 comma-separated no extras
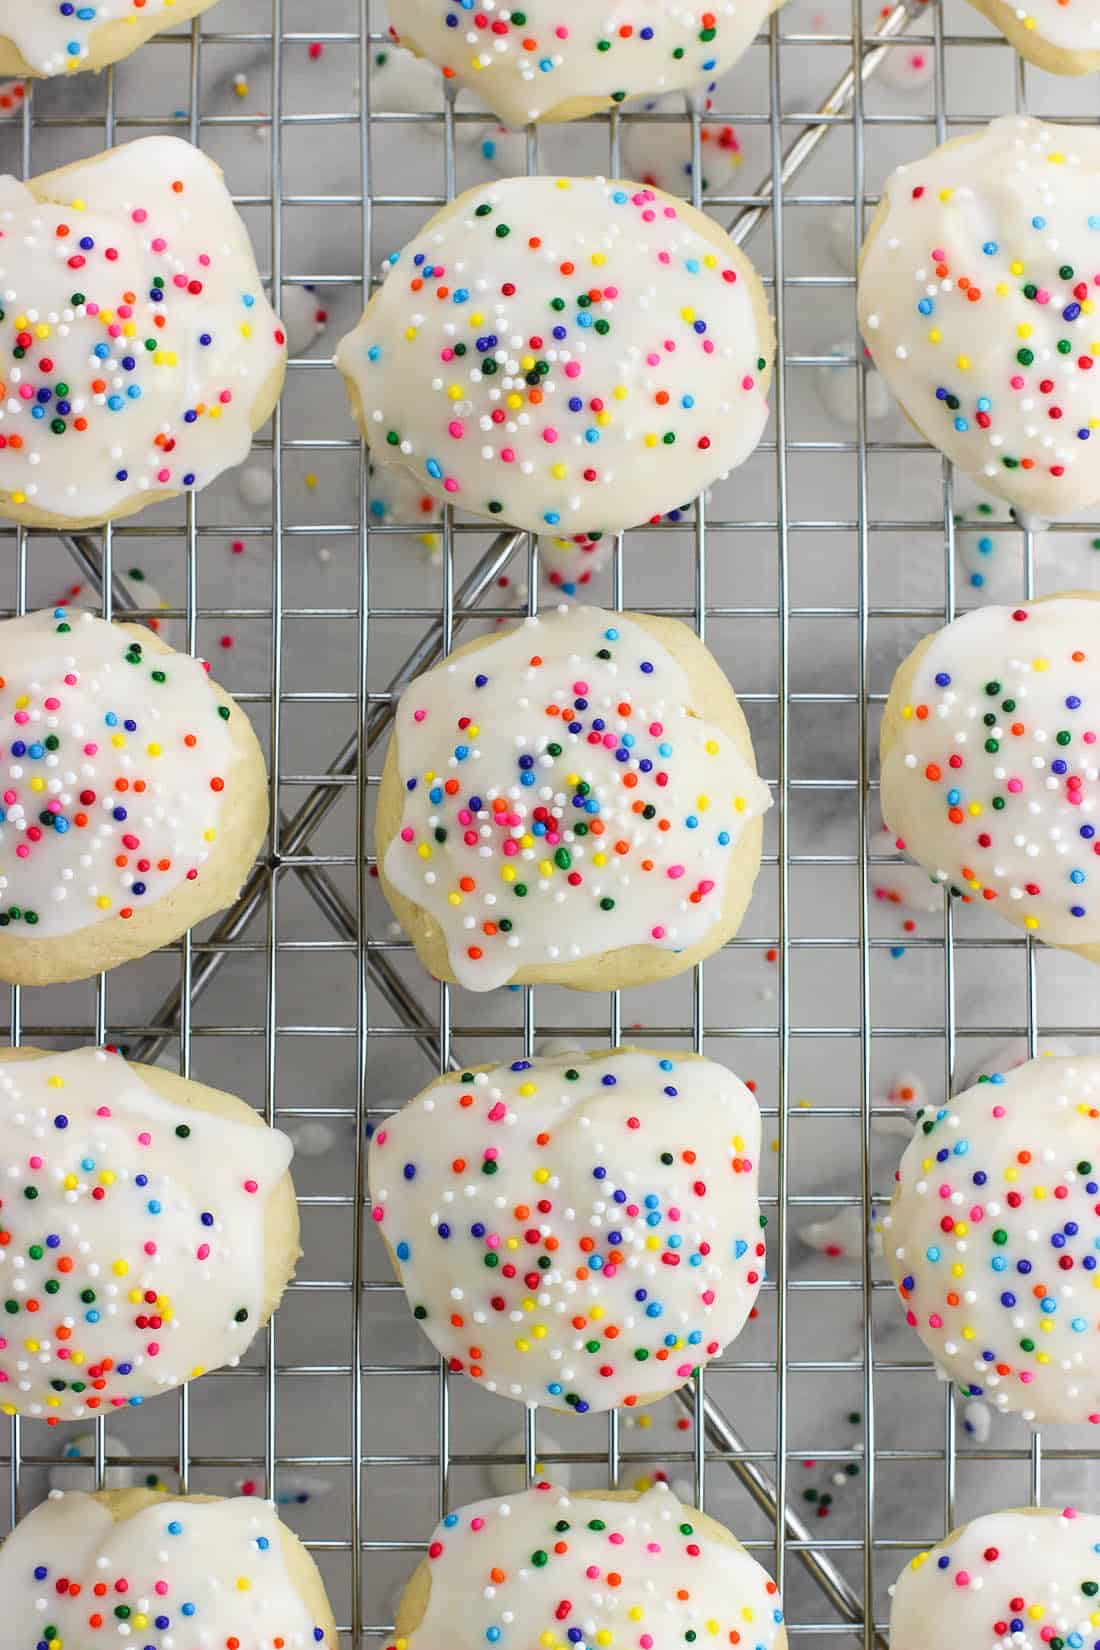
2,1,1100,1645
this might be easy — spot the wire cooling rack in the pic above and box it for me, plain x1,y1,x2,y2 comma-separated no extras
4,0,1100,1645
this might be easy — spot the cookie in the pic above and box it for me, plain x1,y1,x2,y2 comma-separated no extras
337,175,772,541
0,0,219,77
0,1488,336,1647
963,0,1100,76
0,1043,298,1422
391,1483,785,1650
890,1506,1100,1649
0,606,269,986
385,0,782,126
884,1052,1100,1424
858,117,1100,519
0,136,286,529
375,604,770,991
370,1046,764,1414
879,593,1100,960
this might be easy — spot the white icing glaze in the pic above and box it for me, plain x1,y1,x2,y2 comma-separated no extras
0,0,190,75
382,605,771,989
1002,0,1100,53
858,116,1100,518
395,1485,783,1650
388,0,773,126
337,176,770,538
0,607,243,940
881,597,1100,948
370,1048,763,1412
0,1492,326,1647
890,1508,1100,1650
884,1054,1100,1424
869,823,943,915
0,1046,291,1420
538,529,613,596
0,137,285,522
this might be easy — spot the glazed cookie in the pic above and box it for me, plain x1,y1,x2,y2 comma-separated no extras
0,1044,297,1422
884,1053,1100,1424
386,0,782,126
880,593,1100,959
390,1483,785,1650
891,1506,1100,1649
375,605,770,991
0,136,286,529
963,0,1100,76
336,176,772,540
858,117,1100,519
0,0,219,78
0,1488,336,1647
370,1047,764,1413
0,606,269,986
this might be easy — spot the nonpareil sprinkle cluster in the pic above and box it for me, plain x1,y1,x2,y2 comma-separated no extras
339,177,770,538
6,0,183,73
0,1045,290,1421
370,1050,765,1414
386,1483,784,1650
0,607,238,938
2,1494,327,1649
884,1055,1100,1424
882,598,1100,948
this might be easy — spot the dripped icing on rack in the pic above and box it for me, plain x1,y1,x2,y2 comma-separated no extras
0,607,241,939
881,597,1100,948
859,117,1100,517
388,1483,784,1650
338,176,770,539
370,1049,764,1413
0,1492,327,1647
382,605,771,989
885,1055,1100,1424
0,1046,291,1421
0,136,285,521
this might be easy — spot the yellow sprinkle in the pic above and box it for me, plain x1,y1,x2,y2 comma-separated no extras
591,251,606,267
644,432,658,447
556,178,570,188
47,1076,64,1090
1024,915,1040,931
305,473,318,490
417,843,431,860
113,1259,129,1276
96,896,111,910
534,1167,550,1184
967,802,982,816
1017,323,1033,339
1033,656,1049,672
956,355,970,371
551,463,566,480
147,742,162,758
236,1578,251,1592
938,188,953,202
1010,260,1024,276
447,892,463,906
705,738,719,754
927,328,942,344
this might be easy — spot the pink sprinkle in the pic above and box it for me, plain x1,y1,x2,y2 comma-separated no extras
371,1206,384,1222
609,1532,624,1545
501,447,516,463
471,1517,485,1531
1007,777,1023,794
1020,1370,1034,1383
173,273,188,288
646,352,660,366
28,1156,41,1171
96,1106,111,1118
14,845,28,859
646,1542,661,1553
243,1179,259,1194
199,253,210,267
488,1102,506,1121
144,1243,157,1257
17,385,31,401
931,247,945,261
448,420,464,439
43,697,60,711
137,1131,151,1146
197,1243,210,1260
586,1566,600,1580
937,1184,952,1200
641,1638,654,1649
702,1288,715,1304
928,1313,943,1329
484,1146,499,1161
1011,374,1025,390
564,361,581,378
84,742,98,755
502,839,520,856
151,236,167,253
12,711,27,726
667,864,685,879
413,708,427,722
1086,731,1097,744
1035,289,1050,305
219,390,233,404
131,208,147,223
486,1233,501,1249
992,1104,1005,1118
400,827,415,843
309,40,323,57
156,468,171,484
658,251,671,265
954,1572,970,1588
542,428,559,444
651,925,666,939
742,375,755,391
444,477,460,493
155,1582,168,1597
376,1129,387,1146
64,674,77,686
555,23,568,34
1064,1506,1078,1519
